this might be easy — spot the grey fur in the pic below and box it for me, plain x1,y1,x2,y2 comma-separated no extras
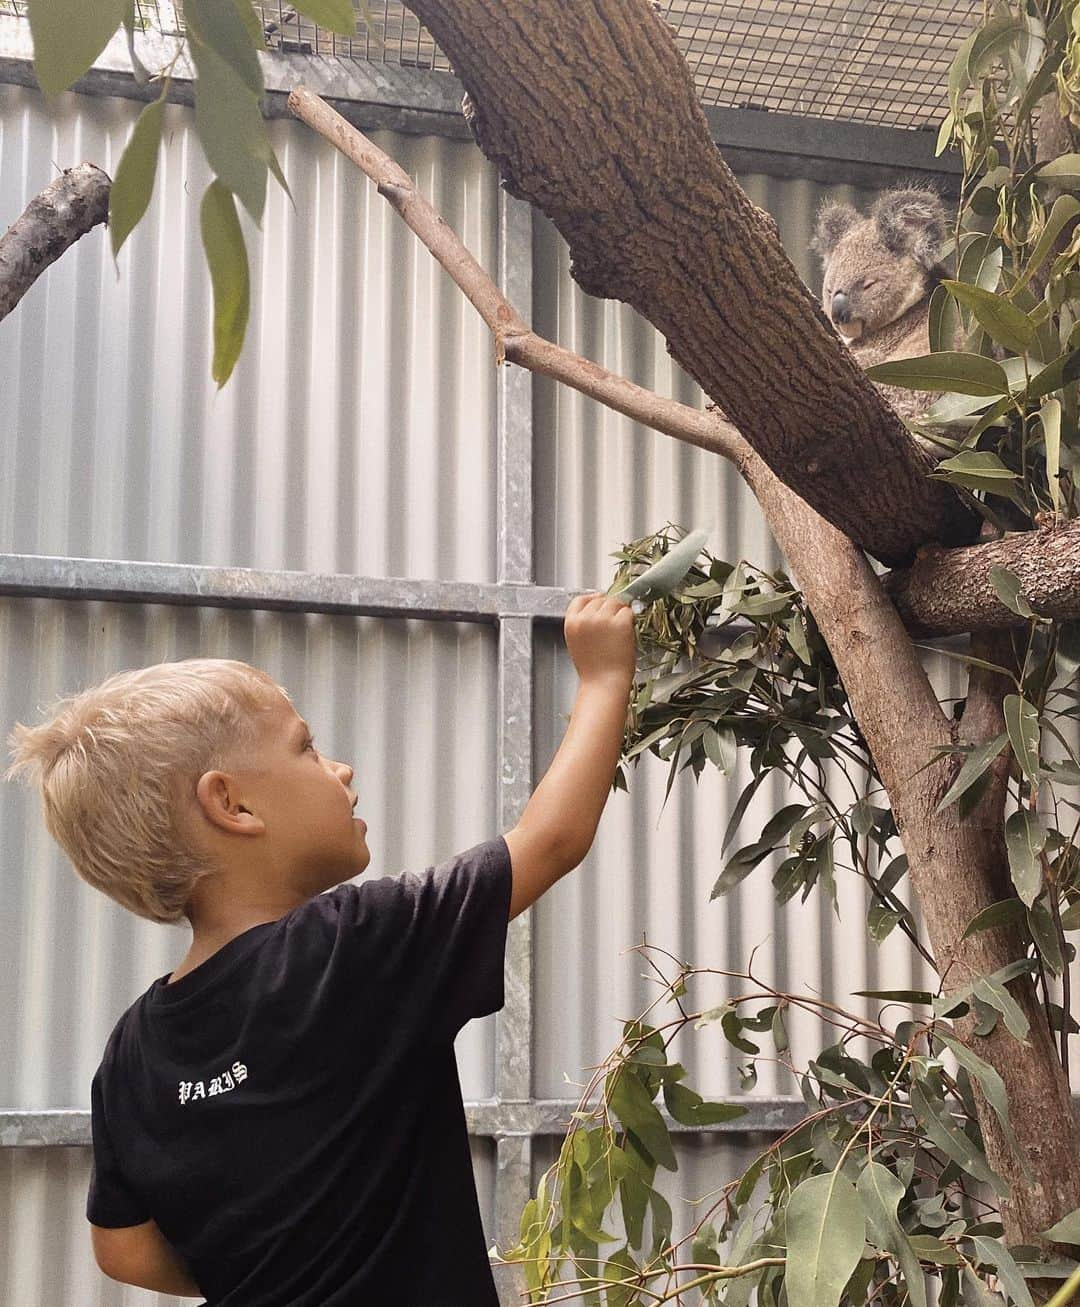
810,186,951,442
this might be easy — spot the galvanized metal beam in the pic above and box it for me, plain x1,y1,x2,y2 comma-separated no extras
0,1098,811,1148
0,553,575,622
492,188,537,1306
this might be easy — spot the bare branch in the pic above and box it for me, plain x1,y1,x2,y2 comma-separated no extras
0,163,111,323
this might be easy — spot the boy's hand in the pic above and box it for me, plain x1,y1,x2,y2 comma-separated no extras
564,593,636,686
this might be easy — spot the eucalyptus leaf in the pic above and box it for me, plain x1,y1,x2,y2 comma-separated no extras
909,1078,1008,1196
1004,694,1041,787
607,1067,677,1172
200,180,250,387
937,1031,1024,1165
28,0,127,96
785,1171,866,1307
857,1162,929,1307
961,898,1027,939
936,733,1008,814
1042,1207,1080,1246
865,352,1010,396
1004,809,1047,907
971,1236,1035,1307
293,0,358,34
990,566,1037,619
1042,397,1063,514
108,93,167,259
944,280,1036,354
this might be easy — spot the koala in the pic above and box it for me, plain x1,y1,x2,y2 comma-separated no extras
811,187,948,426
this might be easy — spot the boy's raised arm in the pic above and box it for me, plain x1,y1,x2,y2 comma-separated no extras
504,594,636,920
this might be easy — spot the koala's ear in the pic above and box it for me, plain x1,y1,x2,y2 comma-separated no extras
810,201,859,260
873,188,946,269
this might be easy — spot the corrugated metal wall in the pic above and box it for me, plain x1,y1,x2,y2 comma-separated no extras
1,78,949,1306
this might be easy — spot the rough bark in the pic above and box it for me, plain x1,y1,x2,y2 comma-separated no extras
884,517,1080,636
739,453,1080,1242
401,0,978,568
0,162,111,322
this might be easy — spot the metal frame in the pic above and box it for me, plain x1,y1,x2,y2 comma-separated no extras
0,29,965,1304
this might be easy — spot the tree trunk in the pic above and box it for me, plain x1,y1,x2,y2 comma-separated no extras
0,162,111,322
391,0,1080,1246
404,0,978,568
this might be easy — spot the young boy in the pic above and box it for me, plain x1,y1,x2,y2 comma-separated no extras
6,592,636,1306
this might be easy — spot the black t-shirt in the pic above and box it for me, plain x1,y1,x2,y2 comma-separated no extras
87,835,513,1307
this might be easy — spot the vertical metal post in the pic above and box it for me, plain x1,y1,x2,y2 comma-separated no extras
493,187,536,1306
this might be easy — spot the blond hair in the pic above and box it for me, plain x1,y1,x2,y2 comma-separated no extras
5,659,288,924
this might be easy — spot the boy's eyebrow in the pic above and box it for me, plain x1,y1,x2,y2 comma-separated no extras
293,719,312,743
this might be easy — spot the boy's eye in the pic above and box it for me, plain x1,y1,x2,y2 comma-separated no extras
304,738,317,754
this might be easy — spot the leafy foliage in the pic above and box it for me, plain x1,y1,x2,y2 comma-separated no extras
25,0,371,385
497,520,1080,1302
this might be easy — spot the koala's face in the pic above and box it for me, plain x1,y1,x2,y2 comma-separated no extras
812,188,946,343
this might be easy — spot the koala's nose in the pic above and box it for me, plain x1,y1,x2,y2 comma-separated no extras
831,290,851,323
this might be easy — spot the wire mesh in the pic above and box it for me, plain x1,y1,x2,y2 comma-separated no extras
0,0,981,130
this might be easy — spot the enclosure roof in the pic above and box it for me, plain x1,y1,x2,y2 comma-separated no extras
4,0,980,133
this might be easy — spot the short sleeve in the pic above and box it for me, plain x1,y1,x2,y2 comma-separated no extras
86,1068,151,1228
344,835,512,1047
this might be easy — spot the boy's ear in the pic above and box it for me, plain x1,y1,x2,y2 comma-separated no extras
195,772,265,836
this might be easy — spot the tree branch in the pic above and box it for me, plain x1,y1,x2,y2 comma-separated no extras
0,163,111,323
288,85,1080,640
385,0,979,567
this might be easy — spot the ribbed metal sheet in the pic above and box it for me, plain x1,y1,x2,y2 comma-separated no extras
0,82,500,582
0,598,500,1107
0,1138,495,1306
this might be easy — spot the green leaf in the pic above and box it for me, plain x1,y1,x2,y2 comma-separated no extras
703,724,736,775
909,1078,1008,1196
857,1162,928,1307
1004,694,1040,787
722,773,764,854
936,1032,1023,1164
929,282,963,355
854,988,934,1004
865,352,1010,397
1042,398,1062,515
909,1234,964,1266
785,1171,866,1307
961,898,1027,940
943,280,1035,355
607,1067,677,1172
108,93,166,259
1037,152,1080,190
200,180,251,387
711,839,775,898
1042,1207,1080,1246
191,34,270,224
971,1236,1035,1307
662,1080,747,1127
936,733,1008,814
1014,195,1080,293
293,0,357,35
868,904,904,942
972,973,1029,1041
28,0,127,96
990,566,1037,619
935,450,1019,487
185,0,263,94
1027,900,1065,975
618,529,708,601
1005,810,1046,907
